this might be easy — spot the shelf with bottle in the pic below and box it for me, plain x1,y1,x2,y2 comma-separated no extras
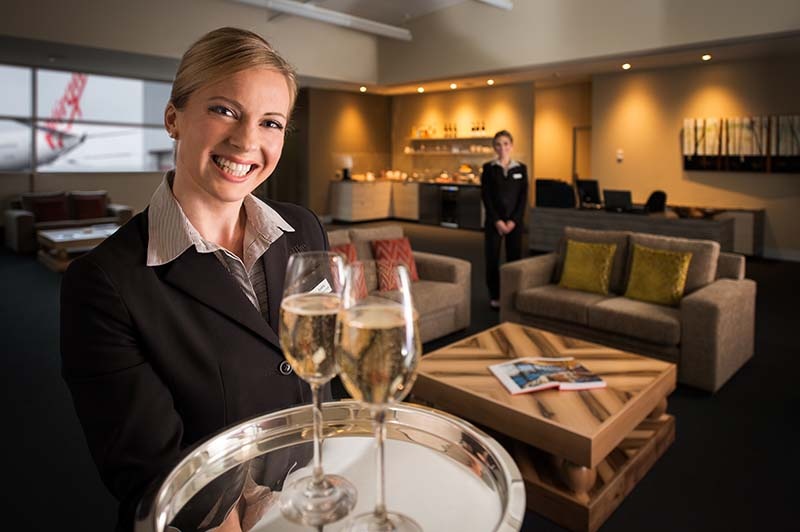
404,135,494,157
411,120,491,140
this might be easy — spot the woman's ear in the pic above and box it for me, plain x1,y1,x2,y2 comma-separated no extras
164,103,179,140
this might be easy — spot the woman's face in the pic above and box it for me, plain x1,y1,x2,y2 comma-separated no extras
164,67,291,206
493,135,513,160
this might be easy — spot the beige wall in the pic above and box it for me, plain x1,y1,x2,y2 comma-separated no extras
533,82,592,181
390,83,534,203
307,89,392,216
0,0,379,83
592,56,800,259
379,0,800,84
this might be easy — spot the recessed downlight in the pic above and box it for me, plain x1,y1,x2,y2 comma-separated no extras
622,63,631,70
359,86,367,92
417,87,425,93
702,54,712,61
487,79,495,86
450,83,457,90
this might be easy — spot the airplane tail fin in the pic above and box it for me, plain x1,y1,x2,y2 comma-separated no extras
43,73,88,150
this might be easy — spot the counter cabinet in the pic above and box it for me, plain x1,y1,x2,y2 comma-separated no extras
329,180,484,230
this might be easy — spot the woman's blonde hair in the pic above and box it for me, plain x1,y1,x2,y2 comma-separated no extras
170,27,298,114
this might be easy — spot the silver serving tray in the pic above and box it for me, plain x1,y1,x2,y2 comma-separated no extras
135,400,525,531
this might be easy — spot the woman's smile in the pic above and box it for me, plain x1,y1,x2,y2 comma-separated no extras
211,154,260,180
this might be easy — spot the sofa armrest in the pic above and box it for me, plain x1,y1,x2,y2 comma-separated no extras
108,203,134,225
4,209,36,253
716,252,745,280
413,251,470,284
413,251,471,331
499,253,557,323
680,278,756,392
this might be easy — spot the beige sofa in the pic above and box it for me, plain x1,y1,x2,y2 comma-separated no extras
500,226,756,392
328,224,471,344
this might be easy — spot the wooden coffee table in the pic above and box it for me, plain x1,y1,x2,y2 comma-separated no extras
36,224,119,272
413,322,676,531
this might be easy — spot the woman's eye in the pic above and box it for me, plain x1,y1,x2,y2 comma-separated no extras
262,119,285,130
210,105,235,118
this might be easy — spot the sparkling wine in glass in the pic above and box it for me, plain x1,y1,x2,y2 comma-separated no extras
278,251,357,526
336,262,423,532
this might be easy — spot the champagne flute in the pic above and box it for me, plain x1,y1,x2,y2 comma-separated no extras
278,251,357,526
336,262,423,532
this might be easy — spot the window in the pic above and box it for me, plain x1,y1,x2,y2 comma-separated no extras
0,65,33,171
0,64,174,173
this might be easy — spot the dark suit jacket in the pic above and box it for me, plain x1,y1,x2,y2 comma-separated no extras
60,200,330,531
480,161,529,226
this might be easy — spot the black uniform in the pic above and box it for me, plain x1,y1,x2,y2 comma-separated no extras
481,160,528,300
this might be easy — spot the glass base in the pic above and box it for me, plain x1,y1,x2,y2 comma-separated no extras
344,510,423,532
279,474,357,527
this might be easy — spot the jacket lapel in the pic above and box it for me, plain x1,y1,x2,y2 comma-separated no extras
263,232,290,333
159,248,282,349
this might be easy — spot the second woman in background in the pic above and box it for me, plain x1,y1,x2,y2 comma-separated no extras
481,130,528,309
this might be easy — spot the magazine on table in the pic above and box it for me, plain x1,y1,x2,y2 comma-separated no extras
488,357,606,395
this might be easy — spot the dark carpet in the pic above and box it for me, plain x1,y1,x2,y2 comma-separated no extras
2,221,797,531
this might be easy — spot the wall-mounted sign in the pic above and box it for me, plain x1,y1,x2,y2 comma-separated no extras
682,115,800,173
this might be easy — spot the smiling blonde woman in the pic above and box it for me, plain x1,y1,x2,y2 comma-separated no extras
61,27,329,532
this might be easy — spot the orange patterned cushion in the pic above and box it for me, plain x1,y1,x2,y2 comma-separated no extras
349,261,369,300
370,237,419,282
331,243,358,263
377,260,400,291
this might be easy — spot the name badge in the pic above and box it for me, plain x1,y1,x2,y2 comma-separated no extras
310,279,333,294
512,173,523,179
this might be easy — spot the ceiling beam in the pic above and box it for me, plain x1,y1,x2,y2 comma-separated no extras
473,0,513,10
234,0,413,41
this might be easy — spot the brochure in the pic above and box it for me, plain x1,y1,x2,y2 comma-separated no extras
488,357,606,395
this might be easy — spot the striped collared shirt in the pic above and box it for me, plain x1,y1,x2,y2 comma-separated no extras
147,171,294,319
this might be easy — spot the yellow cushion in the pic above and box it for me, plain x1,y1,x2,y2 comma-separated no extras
624,244,693,306
558,240,617,295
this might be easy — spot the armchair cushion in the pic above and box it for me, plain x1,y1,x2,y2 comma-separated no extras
331,242,358,263
556,227,630,294
21,191,69,222
588,296,681,346
380,280,465,316
558,240,617,295
69,190,108,219
517,285,609,325
624,244,692,306
371,237,419,281
349,225,403,260
629,233,719,294
327,229,351,247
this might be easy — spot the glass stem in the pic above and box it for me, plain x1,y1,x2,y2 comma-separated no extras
310,383,324,486
373,407,388,522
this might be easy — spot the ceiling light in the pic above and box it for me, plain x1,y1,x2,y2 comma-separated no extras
622,63,631,70
450,83,457,90
702,54,712,61
417,87,425,93
237,0,413,41
487,79,495,86
359,86,367,93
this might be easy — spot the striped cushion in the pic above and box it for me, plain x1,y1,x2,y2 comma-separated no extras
371,237,419,282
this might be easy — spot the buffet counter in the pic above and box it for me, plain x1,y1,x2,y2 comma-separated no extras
329,179,484,229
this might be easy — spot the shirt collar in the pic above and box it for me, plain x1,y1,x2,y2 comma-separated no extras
146,171,294,268
490,158,521,169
